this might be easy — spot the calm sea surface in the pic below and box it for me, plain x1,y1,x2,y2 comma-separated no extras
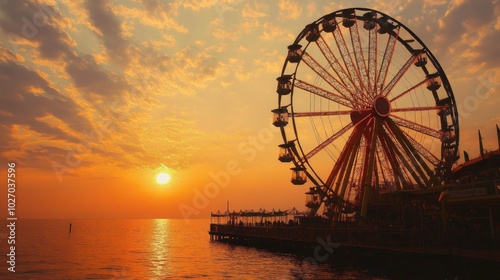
1,219,497,279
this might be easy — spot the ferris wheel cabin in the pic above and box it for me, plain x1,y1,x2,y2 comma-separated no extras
276,75,292,95
305,187,321,208
271,107,289,127
291,167,307,185
278,142,294,162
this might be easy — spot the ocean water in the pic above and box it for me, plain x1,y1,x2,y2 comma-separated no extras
1,219,497,279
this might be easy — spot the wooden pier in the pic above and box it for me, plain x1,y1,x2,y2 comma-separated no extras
209,222,500,263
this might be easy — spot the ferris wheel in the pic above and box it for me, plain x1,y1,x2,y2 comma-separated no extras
272,8,459,221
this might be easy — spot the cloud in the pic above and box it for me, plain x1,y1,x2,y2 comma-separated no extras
0,47,94,165
242,2,268,18
423,0,448,6
85,0,129,66
0,50,90,133
0,1,141,173
476,29,500,68
124,41,229,99
115,0,189,33
0,1,133,103
139,116,210,169
435,0,499,73
260,22,294,41
306,2,317,17
0,1,74,60
253,49,285,74
438,0,494,43
209,17,240,41
279,0,302,20
0,0,270,184
65,54,131,99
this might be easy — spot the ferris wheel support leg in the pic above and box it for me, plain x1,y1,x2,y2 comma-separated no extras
382,123,426,188
390,120,439,185
324,119,367,194
360,118,380,218
386,119,432,188
329,129,358,195
333,126,364,222
338,129,364,198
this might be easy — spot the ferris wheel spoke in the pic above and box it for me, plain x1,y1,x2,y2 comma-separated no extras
315,35,361,94
391,105,448,113
331,23,371,102
400,129,441,166
315,36,363,101
301,52,369,107
390,115,449,140
293,108,371,118
389,78,430,103
376,26,400,94
301,122,355,162
294,79,364,109
349,14,370,93
381,53,418,97
368,22,377,95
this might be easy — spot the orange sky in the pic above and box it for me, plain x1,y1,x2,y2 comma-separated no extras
0,0,499,219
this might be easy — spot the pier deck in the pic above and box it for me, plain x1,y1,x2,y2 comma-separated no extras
209,223,500,263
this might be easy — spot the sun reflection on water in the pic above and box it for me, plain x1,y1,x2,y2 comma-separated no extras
150,219,170,277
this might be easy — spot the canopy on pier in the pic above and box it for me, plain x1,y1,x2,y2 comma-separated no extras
210,207,307,225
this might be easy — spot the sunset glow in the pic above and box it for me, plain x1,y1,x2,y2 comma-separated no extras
0,0,498,220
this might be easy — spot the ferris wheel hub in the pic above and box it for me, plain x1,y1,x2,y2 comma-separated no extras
373,95,391,117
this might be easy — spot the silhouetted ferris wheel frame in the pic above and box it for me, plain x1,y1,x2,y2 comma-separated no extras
272,7,459,221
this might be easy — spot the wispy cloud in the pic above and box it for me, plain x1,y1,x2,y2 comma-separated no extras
85,0,130,66
242,2,268,19
279,0,302,20
435,0,499,74
116,0,189,33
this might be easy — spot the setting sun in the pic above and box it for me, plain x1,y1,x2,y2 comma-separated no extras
156,172,172,185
